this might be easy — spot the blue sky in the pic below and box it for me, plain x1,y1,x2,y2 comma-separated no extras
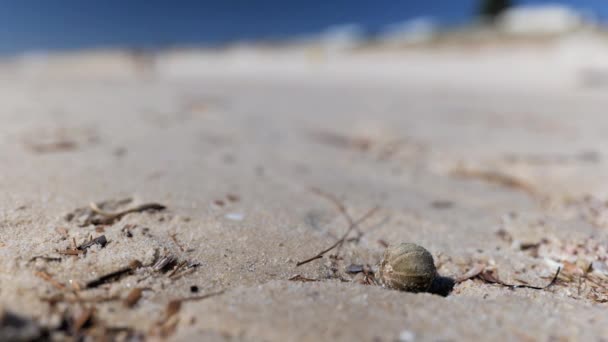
0,1,605,54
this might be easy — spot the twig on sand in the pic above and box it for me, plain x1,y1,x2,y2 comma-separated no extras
451,168,537,196
296,206,379,267
86,260,142,288
310,187,361,236
35,271,66,290
476,267,561,290
288,274,319,282
89,202,166,225
170,233,185,252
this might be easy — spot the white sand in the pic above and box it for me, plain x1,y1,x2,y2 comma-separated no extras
3,35,608,340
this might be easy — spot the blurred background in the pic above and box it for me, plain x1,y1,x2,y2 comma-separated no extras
2,0,608,89
0,0,605,53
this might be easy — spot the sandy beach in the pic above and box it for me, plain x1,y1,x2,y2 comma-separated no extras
3,35,608,340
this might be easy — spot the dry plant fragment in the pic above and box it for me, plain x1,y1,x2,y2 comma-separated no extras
89,202,166,225
35,271,66,290
86,260,142,288
288,274,319,282
296,206,379,267
58,249,84,256
65,198,166,226
153,255,177,272
170,233,185,252
454,264,486,283
475,267,561,290
451,168,537,196
25,140,78,154
123,288,143,308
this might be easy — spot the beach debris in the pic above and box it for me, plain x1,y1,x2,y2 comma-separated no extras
345,264,365,274
35,271,66,290
25,139,78,154
121,224,135,237
123,288,143,308
310,130,372,151
168,264,201,281
451,167,536,196
226,194,240,202
89,201,166,225
153,255,177,273
495,229,513,244
29,256,62,263
454,264,486,283
55,227,69,238
378,239,389,248
475,267,560,290
430,200,454,209
296,206,379,267
57,249,84,256
77,235,108,251
86,260,142,288
288,274,319,282
378,243,437,292
167,261,188,278
310,187,362,238
64,198,166,226
170,233,185,252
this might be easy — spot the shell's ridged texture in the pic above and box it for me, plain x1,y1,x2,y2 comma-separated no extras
378,243,436,292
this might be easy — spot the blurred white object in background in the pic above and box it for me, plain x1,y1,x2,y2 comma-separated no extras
318,23,366,51
498,4,592,35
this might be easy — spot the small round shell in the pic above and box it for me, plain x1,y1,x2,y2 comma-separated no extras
378,243,436,292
